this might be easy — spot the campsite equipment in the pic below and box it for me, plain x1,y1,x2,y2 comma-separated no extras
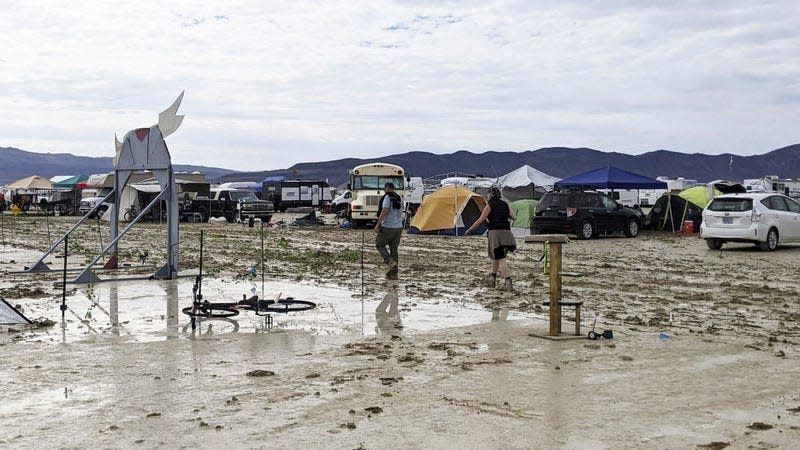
408,185,488,235
587,313,613,340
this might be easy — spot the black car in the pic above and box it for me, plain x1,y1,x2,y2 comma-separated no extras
533,189,642,239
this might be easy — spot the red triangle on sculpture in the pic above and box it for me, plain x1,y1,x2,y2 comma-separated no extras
135,128,150,141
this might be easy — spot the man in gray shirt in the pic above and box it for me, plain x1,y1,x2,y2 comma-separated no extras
374,182,404,280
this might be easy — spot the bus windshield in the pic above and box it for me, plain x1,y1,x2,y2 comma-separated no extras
352,176,405,190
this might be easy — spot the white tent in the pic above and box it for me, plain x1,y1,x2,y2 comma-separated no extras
497,165,560,201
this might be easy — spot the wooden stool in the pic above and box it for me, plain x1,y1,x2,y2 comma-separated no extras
541,300,584,335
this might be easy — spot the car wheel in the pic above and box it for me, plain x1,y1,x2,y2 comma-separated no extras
97,206,108,218
705,238,723,250
623,218,639,238
579,220,594,240
225,213,235,223
759,228,778,251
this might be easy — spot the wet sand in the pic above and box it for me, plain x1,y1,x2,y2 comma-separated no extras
1,213,799,449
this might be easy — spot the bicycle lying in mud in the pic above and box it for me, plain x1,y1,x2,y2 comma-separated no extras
182,229,317,330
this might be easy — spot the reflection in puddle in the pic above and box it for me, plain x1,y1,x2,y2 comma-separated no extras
13,276,537,344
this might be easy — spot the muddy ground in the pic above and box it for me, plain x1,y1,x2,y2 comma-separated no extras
0,212,798,449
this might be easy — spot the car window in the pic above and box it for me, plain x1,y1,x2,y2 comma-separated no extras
707,198,752,212
784,197,800,213
599,194,617,209
761,196,789,211
538,193,566,209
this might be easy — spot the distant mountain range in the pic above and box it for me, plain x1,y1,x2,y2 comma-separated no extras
4,143,800,188
216,144,800,187
0,146,236,185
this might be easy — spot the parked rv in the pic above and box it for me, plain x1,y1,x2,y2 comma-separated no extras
262,179,332,212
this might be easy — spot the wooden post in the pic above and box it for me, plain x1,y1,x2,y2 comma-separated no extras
523,234,570,338
549,242,562,336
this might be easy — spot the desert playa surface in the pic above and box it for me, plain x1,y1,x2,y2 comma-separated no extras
1,213,798,449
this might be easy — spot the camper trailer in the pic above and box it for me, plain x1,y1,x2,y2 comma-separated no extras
262,179,333,212
743,176,800,199
639,177,698,206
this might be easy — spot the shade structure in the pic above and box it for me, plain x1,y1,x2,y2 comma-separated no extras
52,174,89,189
5,175,53,190
555,167,667,190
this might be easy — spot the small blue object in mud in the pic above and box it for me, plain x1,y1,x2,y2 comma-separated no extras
659,332,670,341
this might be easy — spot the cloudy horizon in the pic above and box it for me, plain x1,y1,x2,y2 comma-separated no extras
2,1,799,171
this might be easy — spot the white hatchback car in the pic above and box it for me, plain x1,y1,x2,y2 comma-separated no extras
701,192,800,251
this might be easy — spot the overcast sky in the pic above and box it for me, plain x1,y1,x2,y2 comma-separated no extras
1,1,798,171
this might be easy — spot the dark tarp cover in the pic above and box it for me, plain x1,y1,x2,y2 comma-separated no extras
555,166,668,190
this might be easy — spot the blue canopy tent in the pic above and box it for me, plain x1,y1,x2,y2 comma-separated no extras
555,167,667,190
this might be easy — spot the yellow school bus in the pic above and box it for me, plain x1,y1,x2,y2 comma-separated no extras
347,162,405,228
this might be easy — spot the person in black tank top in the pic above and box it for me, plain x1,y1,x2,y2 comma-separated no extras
465,187,517,291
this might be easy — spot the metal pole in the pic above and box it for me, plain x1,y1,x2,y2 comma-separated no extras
45,213,51,248
261,224,265,298
61,235,68,320
198,230,204,298
97,217,105,262
360,230,365,297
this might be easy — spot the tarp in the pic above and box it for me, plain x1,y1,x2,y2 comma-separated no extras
6,175,53,190
263,176,287,182
555,167,667,190
52,174,88,189
510,199,538,238
408,185,488,235
1,298,31,325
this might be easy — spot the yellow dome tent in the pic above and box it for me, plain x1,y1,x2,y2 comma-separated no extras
409,185,488,235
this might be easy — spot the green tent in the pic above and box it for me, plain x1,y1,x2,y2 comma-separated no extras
677,186,721,209
510,199,538,237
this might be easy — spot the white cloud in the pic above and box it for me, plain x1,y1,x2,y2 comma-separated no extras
1,0,799,171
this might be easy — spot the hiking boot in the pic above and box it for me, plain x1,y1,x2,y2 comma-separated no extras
499,277,513,292
486,273,497,288
386,267,398,280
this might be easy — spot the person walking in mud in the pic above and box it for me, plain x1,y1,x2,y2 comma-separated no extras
374,182,404,280
465,187,517,291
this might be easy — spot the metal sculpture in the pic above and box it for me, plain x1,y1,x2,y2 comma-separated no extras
72,92,185,283
23,93,185,283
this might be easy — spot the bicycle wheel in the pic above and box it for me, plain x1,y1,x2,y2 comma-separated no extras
262,298,317,313
124,210,135,222
182,305,239,318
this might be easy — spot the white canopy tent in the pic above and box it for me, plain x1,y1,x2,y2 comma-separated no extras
497,165,560,201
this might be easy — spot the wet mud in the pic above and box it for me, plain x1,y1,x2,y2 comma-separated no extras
0,213,799,448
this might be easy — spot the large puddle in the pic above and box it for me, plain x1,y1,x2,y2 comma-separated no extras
2,276,536,344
